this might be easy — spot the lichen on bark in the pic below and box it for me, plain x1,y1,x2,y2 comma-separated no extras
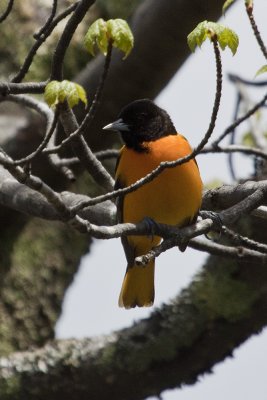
0,217,89,356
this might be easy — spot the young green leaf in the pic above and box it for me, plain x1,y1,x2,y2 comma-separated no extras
255,65,267,77
44,81,61,108
84,18,134,59
217,27,239,55
187,21,239,55
84,18,109,56
44,80,87,108
106,19,134,59
222,0,236,15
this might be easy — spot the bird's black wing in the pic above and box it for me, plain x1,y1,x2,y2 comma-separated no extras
115,154,136,267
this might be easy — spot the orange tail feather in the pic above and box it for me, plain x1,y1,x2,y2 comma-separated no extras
118,260,155,309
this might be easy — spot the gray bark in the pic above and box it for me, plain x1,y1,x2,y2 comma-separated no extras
1,221,267,399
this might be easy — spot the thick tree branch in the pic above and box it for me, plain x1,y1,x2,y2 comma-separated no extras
202,180,267,211
0,82,46,95
1,161,267,267
1,166,267,236
1,248,267,400
0,167,115,225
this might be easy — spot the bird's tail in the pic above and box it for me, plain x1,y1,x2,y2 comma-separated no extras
118,260,155,309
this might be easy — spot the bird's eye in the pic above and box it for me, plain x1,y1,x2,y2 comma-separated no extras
139,112,147,118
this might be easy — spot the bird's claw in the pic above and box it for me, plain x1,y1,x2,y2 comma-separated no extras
143,217,159,241
200,210,223,241
200,210,223,229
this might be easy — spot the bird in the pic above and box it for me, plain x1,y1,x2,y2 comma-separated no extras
103,99,202,309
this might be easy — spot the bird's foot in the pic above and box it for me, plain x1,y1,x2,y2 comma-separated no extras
142,217,160,241
200,210,223,241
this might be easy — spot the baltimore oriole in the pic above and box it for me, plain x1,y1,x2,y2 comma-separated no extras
103,99,202,308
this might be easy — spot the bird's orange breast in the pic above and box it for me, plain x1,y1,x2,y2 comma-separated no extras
116,134,203,230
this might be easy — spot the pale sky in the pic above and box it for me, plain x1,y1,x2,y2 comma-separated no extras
56,1,267,399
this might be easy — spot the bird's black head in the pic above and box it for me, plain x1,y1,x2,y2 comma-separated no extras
103,99,176,152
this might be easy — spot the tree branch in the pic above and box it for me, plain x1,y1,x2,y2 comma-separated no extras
221,225,267,254
58,102,114,191
0,94,57,166
0,82,46,96
0,0,14,23
1,249,267,400
246,1,267,60
11,1,78,83
0,167,115,225
202,180,267,211
44,41,113,155
212,92,267,146
190,237,267,262
201,144,267,160
50,0,96,81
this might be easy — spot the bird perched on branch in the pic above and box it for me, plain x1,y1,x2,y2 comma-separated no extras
103,99,202,309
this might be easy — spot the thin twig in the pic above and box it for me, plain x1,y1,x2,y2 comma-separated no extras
0,94,74,179
236,81,267,150
228,92,241,180
49,149,119,168
0,0,14,23
201,144,267,160
11,2,78,83
47,124,76,181
228,73,267,87
33,0,58,40
190,237,267,264
222,226,267,254
50,0,95,81
0,94,58,166
81,39,113,130
14,112,59,167
58,102,114,191
246,2,267,60
213,92,267,146
44,41,114,155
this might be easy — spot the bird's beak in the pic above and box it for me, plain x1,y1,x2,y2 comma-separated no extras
103,118,129,132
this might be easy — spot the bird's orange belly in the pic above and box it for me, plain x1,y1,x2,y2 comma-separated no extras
123,161,202,226
116,136,203,253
